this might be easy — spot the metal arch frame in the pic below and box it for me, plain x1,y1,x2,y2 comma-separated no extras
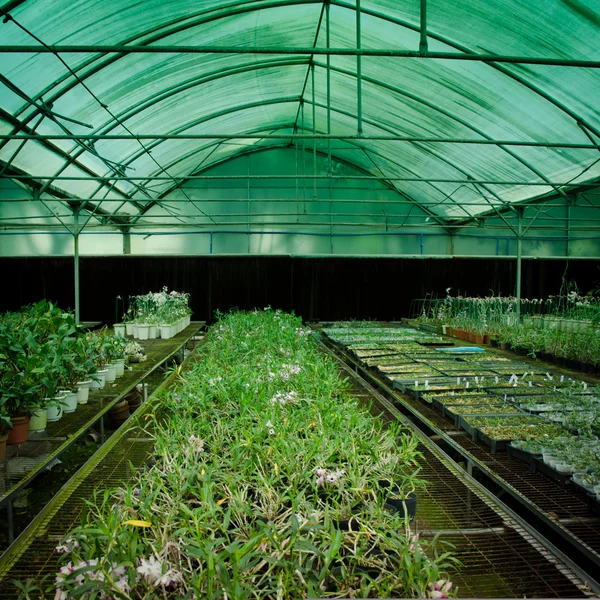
3,0,596,155
309,61,569,217
145,140,447,229
331,0,600,139
7,47,541,229
299,107,474,221
1,59,310,225
305,71,509,225
0,0,321,133
119,111,448,230
0,0,597,229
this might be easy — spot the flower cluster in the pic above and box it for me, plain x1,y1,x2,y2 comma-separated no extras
315,467,347,487
187,434,205,453
208,376,223,387
125,341,147,362
280,363,302,380
427,579,453,598
296,327,313,337
55,537,80,554
56,560,130,599
137,554,182,588
270,390,298,406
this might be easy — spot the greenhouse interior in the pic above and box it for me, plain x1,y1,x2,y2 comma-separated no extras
1,0,600,598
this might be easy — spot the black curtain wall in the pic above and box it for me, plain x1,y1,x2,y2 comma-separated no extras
2,257,600,325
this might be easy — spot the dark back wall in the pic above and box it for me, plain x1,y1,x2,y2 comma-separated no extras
3,257,600,325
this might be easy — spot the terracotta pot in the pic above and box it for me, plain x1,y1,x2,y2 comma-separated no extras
7,415,30,446
473,334,484,345
109,400,130,428
482,334,491,345
0,431,9,460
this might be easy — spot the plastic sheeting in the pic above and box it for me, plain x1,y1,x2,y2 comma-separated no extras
0,0,599,229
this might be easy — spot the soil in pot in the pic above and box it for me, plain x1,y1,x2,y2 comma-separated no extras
7,416,31,446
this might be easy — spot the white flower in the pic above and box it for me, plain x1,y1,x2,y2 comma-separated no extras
55,563,74,585
156,569,182,587
137,555,163,585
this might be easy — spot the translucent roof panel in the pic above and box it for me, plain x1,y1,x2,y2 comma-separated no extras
0,0,599,231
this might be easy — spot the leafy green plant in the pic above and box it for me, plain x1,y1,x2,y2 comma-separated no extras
46,309,458,599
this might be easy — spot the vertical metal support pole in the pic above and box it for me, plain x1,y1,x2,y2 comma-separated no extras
122,228,131,255
419,0,428,54
419,233,424,255
7,499,14,544
247,155,251,253
209,231,213,254
566,197,571,257
326,1,333,250
311,63,317,200
301,101,306,213
73,209,81,325
356,0,362,135
326,1,331,176
100,416,105,444
516,209,523,319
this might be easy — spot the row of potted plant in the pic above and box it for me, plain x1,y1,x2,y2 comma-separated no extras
0,301,130,457
414,287,600,332
46,309,459,599
413,291,600,369
114,287,192,340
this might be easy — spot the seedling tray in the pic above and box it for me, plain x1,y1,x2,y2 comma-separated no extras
486,386,546,396
478,430,512,454
457,415,479,440
507,443,540,468
444,406,522,426
430,394,489,411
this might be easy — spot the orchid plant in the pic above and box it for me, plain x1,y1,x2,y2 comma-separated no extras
33,308,459,600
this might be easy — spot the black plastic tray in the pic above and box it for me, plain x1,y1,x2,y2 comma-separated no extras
478,431,512,454
507,444,540,468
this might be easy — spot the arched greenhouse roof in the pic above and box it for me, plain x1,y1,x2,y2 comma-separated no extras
0,0,599,234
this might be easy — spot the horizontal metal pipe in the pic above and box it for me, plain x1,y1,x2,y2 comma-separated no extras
0,197,584,207
1,45,599,67
1,133,597,148
2,174,591,185
2,221,598,231
0,212,589,222
0,228,598,240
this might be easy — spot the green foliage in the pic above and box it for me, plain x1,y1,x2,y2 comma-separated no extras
47,309,459,599
0,300,110,427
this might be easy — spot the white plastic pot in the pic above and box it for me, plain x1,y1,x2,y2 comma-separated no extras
97,369,108,389
137,324,150,340
47,397,64,422
29,407,48,432
77,380,91,404
125,323,134,336
149,325,158,339
160,324,172,339
62,390,78,413
115,359,125,377
105,363,117,383
114,323,126,337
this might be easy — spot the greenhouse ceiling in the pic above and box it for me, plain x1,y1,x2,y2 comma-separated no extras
0,0,599,237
